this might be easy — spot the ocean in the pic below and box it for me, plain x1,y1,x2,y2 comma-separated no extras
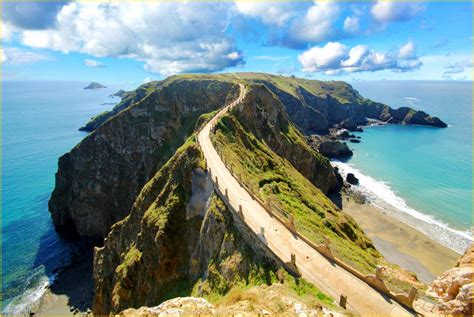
1,80,472,312
335,80,472,254
1,80,126,313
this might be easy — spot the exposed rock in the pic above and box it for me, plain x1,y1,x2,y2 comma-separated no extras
50,78,239,241
109,89,126,98
120,297,216,316
349,139,361,143
430,245,473,316
84,82,106,89
346,173,359,185
234,84,338,194
318,141,353,159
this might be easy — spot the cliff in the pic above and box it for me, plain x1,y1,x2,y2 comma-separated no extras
430,245,473,315
81,73,446,133
50,77,239,241
93,139,332,314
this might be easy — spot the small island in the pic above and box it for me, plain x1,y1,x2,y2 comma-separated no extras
84,82,107,89
109,89,126,98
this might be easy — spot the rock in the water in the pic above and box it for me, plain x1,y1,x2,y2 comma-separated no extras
318,141,353,159
430,245,473,315
84,82,106,89
349,139,361,143
346,173,359,185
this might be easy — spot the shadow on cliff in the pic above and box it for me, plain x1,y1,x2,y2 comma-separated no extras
33,195,94,312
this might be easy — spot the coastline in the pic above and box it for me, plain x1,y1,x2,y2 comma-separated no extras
342,196,460,283
27,251,94,316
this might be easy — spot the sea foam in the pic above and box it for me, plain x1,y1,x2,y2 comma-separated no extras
333,160,472,254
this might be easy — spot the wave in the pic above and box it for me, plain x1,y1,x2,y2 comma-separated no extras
2,272,56,315
404,97,420,107
332,160,472,254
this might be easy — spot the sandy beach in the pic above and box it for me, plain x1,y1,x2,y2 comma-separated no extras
342,196,461,283
34,251,94,316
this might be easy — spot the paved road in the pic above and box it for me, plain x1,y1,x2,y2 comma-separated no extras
198,84,416,317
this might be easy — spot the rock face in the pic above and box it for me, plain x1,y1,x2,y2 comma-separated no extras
430,245,473,315
84,82,107,89
50,78,239,241
93,141,280,314
233,84,338,194
236,73,447,133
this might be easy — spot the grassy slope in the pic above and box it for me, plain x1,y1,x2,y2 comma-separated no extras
211,109,424,293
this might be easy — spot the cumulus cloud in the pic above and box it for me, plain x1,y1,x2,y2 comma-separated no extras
299,41,422,74
284,1,340,48
19,2,244,75
84,59,104,68
234,1,298,26
1,47,53,64
443,60,473,74
371,1,424,23
2,2,67,29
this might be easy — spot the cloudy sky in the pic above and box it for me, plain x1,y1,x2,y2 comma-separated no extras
2,1,472,84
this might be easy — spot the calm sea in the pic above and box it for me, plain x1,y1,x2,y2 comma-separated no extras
334,80,472,254
1,80,472,312
2,80,126,312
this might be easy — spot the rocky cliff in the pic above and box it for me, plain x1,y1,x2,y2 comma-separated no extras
49,78,239,241
232,84,338,194
93,139,296,314
430,245,473,315
237,73,447,132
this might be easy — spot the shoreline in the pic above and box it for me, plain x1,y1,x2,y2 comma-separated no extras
342,196,460,283
27,250,94,316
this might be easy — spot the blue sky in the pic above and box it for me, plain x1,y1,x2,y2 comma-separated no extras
2,1,472,86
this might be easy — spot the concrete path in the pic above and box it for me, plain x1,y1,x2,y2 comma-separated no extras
198,84,416,317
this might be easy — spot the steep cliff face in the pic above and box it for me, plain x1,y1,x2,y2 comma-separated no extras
237,73,447,132
49,78,239,241
430,245,473,315
233,84,338,194
93,140,282,314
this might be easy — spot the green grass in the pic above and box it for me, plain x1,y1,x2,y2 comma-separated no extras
211,111,382,275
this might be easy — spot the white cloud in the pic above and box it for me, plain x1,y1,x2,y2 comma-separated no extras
20,2,243,75
234,1,297,26
443,59,473,74
343,16,360,33
143,77,153,84
371,1,424,23
1,47,53,64
285,1,340,47
84,58,104,68
299,41,422,74
398,41,416,59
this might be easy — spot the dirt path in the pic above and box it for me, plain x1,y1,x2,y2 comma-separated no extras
197,83,415,317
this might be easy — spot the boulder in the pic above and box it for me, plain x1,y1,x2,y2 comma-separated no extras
430,245,473,315
318,141,353,159
346,173,359,185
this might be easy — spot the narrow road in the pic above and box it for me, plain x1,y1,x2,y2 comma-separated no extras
198,84,415,317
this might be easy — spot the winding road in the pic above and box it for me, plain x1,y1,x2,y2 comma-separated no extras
197,83,416,316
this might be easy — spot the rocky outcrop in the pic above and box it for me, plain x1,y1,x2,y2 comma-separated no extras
50,78,239,241
84,82,106,89
430,245,473,315
346,173,359,185
93,141,280,315
233,84,338,194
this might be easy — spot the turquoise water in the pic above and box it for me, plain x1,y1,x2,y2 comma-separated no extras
1,80,472,312
335,81,472,253
2,81,123,312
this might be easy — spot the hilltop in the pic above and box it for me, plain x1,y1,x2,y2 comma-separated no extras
48,73,444,315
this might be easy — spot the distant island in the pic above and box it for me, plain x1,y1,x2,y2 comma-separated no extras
84,82,107,89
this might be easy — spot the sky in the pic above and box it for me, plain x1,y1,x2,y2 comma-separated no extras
1,1,473,86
